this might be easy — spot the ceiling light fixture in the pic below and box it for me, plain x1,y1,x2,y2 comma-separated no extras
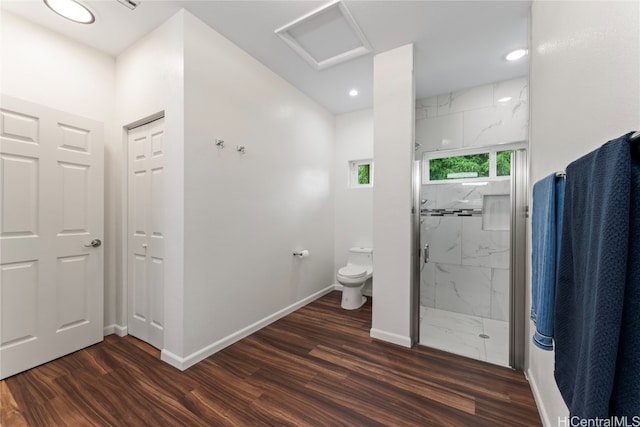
505,49,528,61
43,0,95,24
349,89,358,97
497,96,512,103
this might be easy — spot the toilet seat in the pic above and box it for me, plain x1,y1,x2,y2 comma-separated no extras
338,265,367,279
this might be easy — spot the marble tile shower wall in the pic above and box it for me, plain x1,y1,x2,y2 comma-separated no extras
420,181,510,321
415,77,528,154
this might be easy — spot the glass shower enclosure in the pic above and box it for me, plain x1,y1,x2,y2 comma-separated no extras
415,146,527,368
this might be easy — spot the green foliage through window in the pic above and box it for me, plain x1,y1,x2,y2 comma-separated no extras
358,164,370,185
496,150,513,176
429,154,489,181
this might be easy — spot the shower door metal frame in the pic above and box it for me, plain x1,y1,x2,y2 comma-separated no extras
509,150,528,370
410,160,421,346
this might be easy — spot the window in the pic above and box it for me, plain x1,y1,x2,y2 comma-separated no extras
357,163,371,184
349,159,374,188
422,143,525,184
496,149,513,176
429,153,490,181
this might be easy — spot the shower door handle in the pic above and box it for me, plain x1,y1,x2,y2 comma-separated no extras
423,244,429,264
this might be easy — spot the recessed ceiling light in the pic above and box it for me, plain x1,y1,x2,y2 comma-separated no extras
505,49,528,61
44,0,95,24
349,89,358,97
498,97,512,103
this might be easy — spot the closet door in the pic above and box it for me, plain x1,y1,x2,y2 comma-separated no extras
127,118,165,350
0,95,104,379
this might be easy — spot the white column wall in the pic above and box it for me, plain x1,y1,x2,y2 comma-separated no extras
528,2,640,425
371,44,415,347
115,10,186,359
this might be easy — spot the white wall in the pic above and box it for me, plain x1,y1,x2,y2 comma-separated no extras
371,44,415,347
115,11,186,357
334,109,374,286
5,7,335,370
415,76,528,159
0,12,118,331
180,12,335,359
528,1,640,425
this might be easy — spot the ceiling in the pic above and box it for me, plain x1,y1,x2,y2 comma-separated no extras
1,0,530,114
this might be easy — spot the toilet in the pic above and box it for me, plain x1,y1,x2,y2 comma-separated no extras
337,247,373,310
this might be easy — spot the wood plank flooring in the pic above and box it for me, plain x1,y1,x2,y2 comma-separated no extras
1,292,541,426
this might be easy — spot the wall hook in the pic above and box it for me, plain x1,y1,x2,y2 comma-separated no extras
215,139,225,148
236,145,246,154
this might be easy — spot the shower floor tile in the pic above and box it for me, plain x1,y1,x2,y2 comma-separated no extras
419,307,509,367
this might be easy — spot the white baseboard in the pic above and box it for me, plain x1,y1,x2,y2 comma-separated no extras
370,328,412,348
103,324,128,337
526,368,553,427
160,349,185,370
161,284,337,371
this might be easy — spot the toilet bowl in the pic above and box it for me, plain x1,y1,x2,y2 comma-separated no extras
337,247,373,310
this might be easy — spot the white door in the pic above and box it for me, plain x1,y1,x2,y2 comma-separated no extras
127,118,165,350
0,95,104,379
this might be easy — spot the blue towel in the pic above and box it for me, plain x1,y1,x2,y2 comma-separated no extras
554,132,640,418
531,173,564,350
609,136,640,415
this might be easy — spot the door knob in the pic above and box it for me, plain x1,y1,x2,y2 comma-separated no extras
84,239,102,248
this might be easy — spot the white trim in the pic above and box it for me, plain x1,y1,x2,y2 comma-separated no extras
370,328,412,348
120,127,128,342
349,158,374,188
423,141,528,159
126,111,165,131
103,324,128,337
526,368,555,427
161,285,338,371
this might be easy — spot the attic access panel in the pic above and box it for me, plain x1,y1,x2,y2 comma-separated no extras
275,0,372,70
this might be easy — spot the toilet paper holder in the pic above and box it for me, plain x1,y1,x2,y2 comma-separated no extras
293,250,309,258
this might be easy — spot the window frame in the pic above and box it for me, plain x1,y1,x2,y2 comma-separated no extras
421,142,526,185
349,159,374,188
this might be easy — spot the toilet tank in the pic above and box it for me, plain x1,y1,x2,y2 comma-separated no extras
347,247,373,266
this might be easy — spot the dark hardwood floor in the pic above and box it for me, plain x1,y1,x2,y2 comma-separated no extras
1,292,541,426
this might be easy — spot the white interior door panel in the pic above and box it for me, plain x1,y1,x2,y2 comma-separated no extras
0,95,104,379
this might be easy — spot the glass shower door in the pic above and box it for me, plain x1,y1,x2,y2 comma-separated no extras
418,179,511,366
417,148,527,368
